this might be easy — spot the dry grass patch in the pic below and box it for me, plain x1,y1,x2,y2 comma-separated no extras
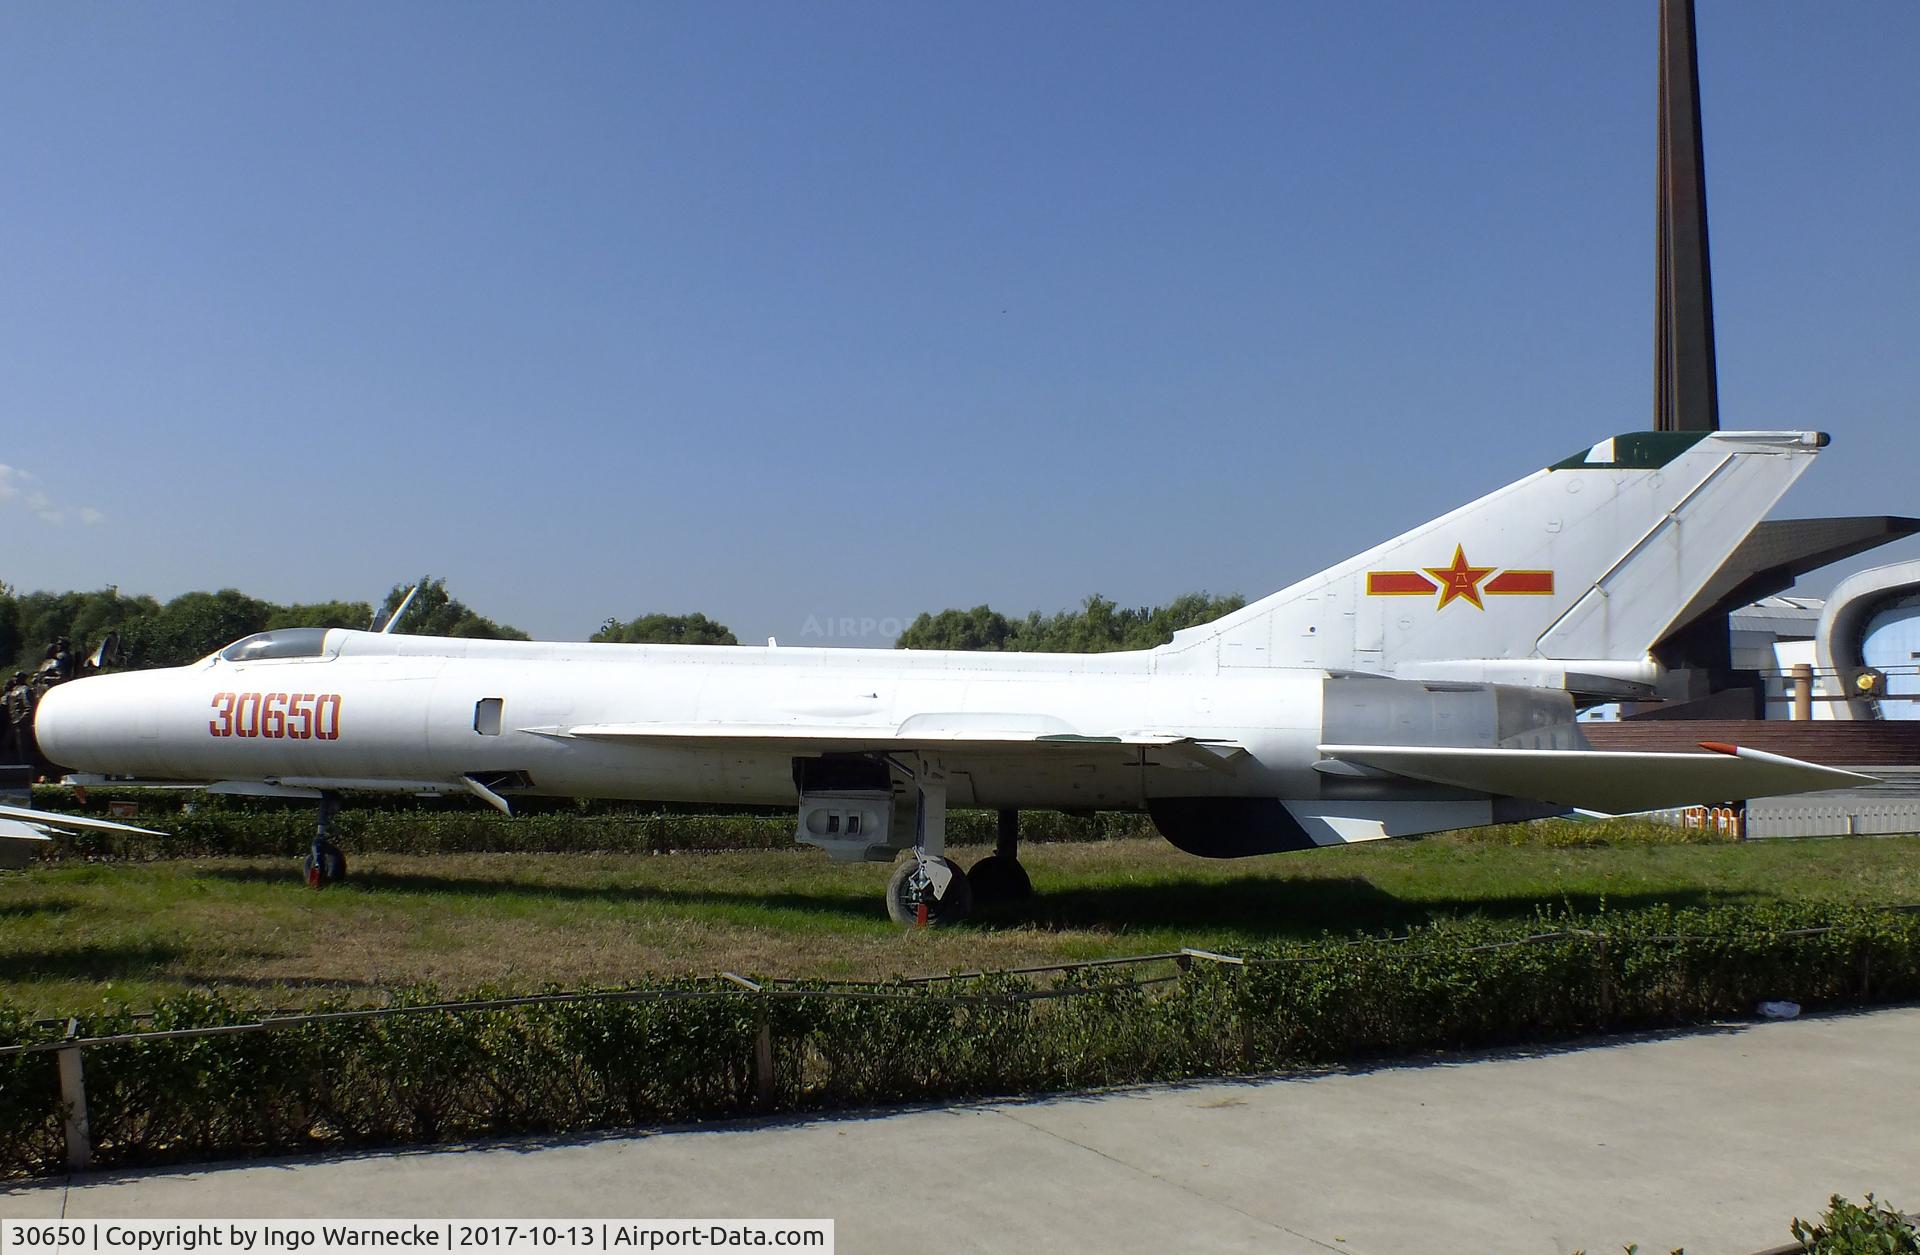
5,833,1920,1016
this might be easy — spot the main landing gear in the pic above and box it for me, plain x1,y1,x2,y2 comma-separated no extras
884,758,969,927
967,809,1034,909
886,854,970,927
794,752,1039,927
883,761,1032,927
302,793,347,889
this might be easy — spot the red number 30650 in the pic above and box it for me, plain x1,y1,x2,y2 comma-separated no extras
209,692,342,740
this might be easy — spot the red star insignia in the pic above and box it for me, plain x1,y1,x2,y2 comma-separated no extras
1424,545,1495,610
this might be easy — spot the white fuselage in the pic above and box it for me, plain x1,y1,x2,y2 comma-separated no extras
35,631,1326,810
26,431,1856,869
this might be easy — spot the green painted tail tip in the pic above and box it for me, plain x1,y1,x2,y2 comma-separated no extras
1549,430,1711,471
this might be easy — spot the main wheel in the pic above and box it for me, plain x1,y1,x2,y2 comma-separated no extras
886,855,972,927
967,853,1033,907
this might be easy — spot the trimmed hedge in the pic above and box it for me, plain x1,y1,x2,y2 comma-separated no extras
3,901,1915,1178
31,784,789,820
27,784,1717,860
30,803,1158,860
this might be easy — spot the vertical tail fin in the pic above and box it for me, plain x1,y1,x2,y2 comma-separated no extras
1156,430,1828,679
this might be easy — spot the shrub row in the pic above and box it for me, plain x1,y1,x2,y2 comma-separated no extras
1788,1195,1920,1253
3,901,1914,1178
29,785,1716,860
1572,1194,1920,1255
32,805,1160,860
30,785,791,820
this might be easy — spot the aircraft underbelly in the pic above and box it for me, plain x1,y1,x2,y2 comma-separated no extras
516,745,1151,810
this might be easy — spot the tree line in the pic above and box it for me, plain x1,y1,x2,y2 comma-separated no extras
0,578,526,673
893,592,1245,653
1,579,1243,671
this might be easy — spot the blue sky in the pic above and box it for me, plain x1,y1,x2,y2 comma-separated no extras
3,1,1916,644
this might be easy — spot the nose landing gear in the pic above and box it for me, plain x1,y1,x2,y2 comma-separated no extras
302,794,347,889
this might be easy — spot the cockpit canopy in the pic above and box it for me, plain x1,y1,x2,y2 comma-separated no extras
218,628,332,663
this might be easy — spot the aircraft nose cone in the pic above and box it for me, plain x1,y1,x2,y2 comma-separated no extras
32,675,120,773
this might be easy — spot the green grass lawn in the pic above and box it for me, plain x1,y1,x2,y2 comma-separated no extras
6,830,1920,1017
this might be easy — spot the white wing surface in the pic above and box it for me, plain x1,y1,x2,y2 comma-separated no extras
1318,742,1875,815
539,720,1247,771
0,803,167,838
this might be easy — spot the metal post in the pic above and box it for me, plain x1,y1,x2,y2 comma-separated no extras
57,1018,91,1171
754,1017,775,1110
1654,0,1720,432
722,973,775,1110
1595,935,1612,1025
1791,663,1814,721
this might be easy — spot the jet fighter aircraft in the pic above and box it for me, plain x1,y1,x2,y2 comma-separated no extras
33,429,1872,923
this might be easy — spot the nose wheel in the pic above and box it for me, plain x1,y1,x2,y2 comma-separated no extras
301,794,347,889
303,840,347,888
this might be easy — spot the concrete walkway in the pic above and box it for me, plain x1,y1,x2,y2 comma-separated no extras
6,1008,1918,1254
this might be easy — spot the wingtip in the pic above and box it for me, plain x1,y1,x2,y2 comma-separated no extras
1698,741,1739,756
